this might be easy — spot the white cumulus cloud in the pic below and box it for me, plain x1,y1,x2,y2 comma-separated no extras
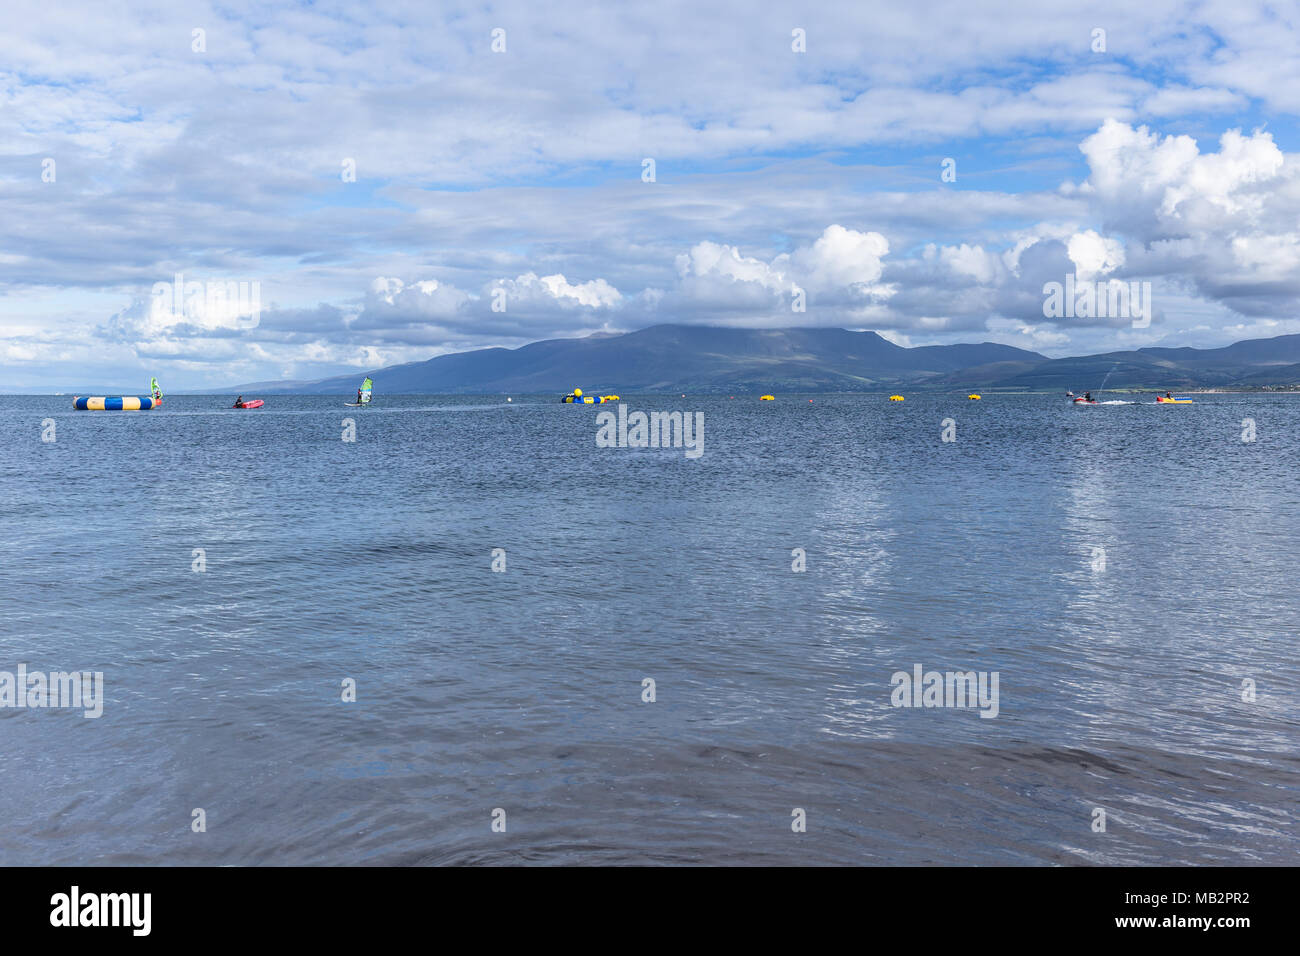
1067,230,1126,280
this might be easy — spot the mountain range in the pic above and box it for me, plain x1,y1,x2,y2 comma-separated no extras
227,324,1300,394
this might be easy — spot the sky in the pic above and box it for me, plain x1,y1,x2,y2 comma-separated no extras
2,0,1300,389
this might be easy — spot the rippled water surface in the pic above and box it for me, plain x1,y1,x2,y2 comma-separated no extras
1,392,1297,864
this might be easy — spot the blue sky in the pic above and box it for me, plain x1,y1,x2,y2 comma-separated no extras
3,0,1300,389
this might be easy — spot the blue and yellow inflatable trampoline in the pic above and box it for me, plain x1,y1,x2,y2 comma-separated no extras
73,396,159,410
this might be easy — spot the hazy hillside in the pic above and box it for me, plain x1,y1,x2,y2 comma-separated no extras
223,324,1300,395
992,333,1300,390
232,324,1046,394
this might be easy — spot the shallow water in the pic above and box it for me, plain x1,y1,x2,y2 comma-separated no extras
1,392,1296,864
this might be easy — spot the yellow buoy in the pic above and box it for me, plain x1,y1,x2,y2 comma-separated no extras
573,387,583,397
759,394,775,401
968,394,981,400
889,395,904,402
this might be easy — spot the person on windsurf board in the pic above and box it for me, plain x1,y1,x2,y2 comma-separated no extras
347,377,374,406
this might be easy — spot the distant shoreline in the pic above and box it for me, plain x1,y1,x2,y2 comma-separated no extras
7,387,1300,398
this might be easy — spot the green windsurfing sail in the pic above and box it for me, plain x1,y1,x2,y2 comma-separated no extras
360,377,373,404
150,377,162,400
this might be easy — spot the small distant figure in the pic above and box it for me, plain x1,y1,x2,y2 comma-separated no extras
1165,392,1172,399
1084,391,1093,402
234,395,244,408
357,387,363,404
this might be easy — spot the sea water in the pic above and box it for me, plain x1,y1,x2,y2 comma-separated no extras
0,393,1296,864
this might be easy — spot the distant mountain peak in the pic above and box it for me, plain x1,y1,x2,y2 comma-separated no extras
220,324,1300,394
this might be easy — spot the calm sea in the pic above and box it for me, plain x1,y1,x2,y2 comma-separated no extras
1,392,1296,864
